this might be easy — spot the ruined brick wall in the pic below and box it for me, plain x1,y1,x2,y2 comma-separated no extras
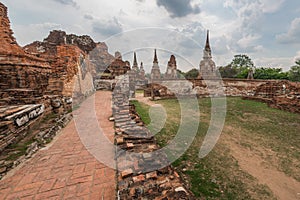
0,105,45,151
0,2,52,105
89,42,115,74
221,79,270,96
244,80,300,113
23,31,98,101
144,79,270,98
146,78,300,114
24,31,114,75
0,2,95,154
0,2,17,49
53,45,95,100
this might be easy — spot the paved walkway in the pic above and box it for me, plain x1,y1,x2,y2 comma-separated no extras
0,91,116,200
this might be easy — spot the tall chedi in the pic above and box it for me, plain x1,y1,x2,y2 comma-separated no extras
139,62,145,78
150,49,161,81
132,52,139,72
199,30,217,79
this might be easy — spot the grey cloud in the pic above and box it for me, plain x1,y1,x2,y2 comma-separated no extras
276,18,300,44
177,21,205,41
222,0,264,53
53,0,78,8
84,14,94,20
92,18,123,37
175,22,205,56
156,0,200,18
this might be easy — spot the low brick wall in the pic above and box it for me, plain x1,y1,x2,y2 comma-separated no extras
112,88,195,199
144,78,270,98
243,81,300,114
0,104,45,151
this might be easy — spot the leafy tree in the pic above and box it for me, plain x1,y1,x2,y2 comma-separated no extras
184,68,199,79
254,68,289,80
218,64,238,78
218,54,255,78
231,54,255,78
176,69,186,79
219,55,290,80
289,60,300,82
231,54,254,69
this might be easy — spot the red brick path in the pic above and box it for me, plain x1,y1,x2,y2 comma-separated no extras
0,91,116,200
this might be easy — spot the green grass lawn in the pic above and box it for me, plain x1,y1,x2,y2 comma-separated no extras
132,97,300,200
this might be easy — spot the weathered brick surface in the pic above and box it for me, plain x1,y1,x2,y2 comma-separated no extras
0,3,96,178
164,55,178,79
144,79,271,98
0,91,116,199
0,2,95,106
244,80,300,113
112,78,195,199
0,2,52,105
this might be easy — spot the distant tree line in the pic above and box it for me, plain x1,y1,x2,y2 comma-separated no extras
148,55,300,82
178,68,199,79
181,54,300,82
217,55,300,81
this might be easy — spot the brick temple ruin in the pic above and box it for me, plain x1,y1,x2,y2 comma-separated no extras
0,2,95,177
0,2,299,199
143,30,300,114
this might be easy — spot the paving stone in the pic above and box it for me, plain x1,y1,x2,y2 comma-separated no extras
0,91,116,199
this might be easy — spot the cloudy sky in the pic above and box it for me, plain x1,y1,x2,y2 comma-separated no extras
2,0,300,72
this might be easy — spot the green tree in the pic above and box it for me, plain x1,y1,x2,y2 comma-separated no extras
289,60,300,82
254,68,289,80
218,54,255,78
218,64,238,78
176,69,186,79
184,68,199,79
231,54,254,69
231,54,255,78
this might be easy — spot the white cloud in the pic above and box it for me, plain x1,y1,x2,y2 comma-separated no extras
260,0,285,13
254,57,294,71
224,0,285,14
294,51,300,62
237,34,261,49
1,0,299,72
276,18,300,44
14,23,62,45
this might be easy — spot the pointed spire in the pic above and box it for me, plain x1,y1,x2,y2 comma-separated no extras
133,52,137,66
132,52,138,71
203,30,212,59
205,30,211,51
140,62,144,70
153,49,158,63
